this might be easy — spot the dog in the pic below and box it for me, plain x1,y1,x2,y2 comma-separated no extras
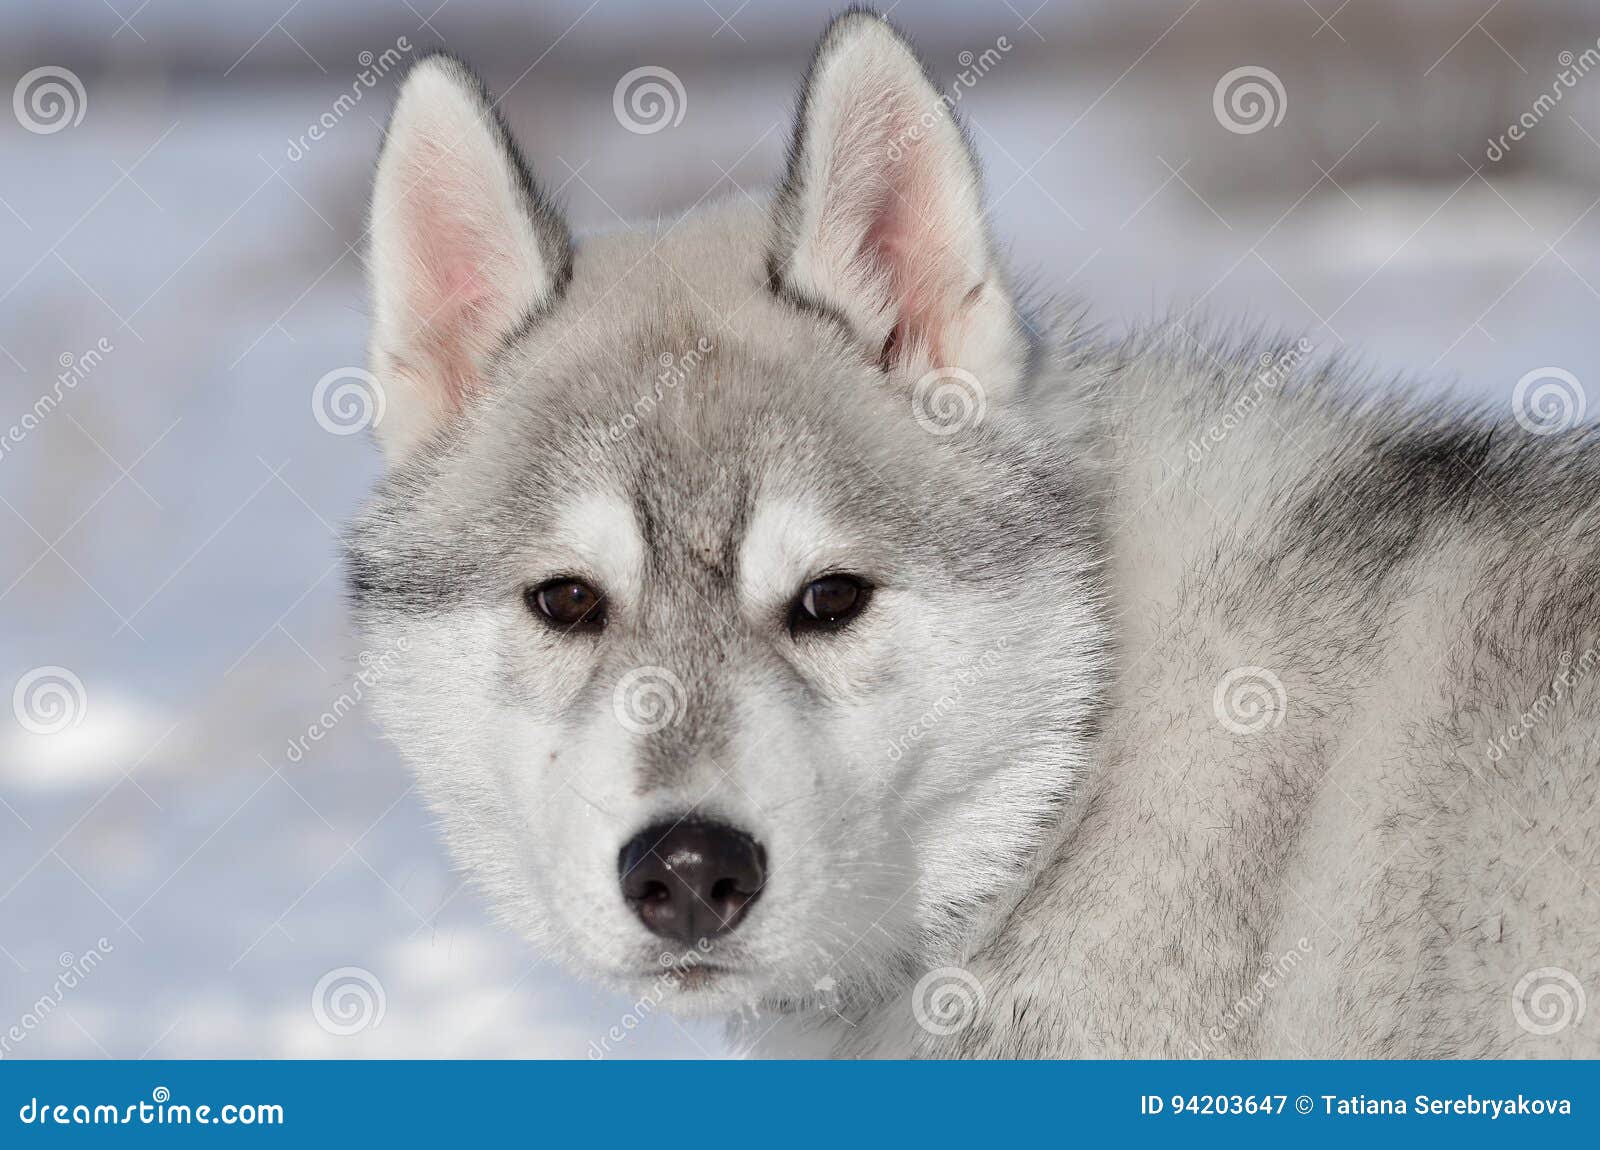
348,10,1600,1057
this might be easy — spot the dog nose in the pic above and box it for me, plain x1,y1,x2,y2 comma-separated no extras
618,820,766,944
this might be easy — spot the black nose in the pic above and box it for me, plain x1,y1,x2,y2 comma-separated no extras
618,820,766,944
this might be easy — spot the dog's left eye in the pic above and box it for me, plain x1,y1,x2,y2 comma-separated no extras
790,574,871,631
527,578,607,630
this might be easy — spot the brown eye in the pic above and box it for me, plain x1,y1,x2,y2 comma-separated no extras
792,574,871,632
527,578,606,630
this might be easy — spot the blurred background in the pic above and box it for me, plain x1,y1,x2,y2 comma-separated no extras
1,0,1596,1058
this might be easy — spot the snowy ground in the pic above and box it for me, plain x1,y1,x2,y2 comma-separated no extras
1,0,1596,1058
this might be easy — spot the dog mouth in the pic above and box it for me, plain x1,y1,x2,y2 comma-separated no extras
622,959,745,994
663,964,724,991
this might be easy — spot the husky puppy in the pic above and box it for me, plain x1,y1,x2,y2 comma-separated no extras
349,11,1599,1057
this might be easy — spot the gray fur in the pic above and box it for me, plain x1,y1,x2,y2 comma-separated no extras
349,12,1600,1058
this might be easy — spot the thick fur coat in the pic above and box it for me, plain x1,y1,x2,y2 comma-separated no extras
349,12,1599,1058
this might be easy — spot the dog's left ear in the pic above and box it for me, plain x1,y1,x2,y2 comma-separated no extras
768,12,1026,397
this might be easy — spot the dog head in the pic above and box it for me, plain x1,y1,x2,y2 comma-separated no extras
349,12,1107,1018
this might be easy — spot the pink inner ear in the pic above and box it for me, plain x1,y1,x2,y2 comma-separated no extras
398,144,504,406
857,106,968,371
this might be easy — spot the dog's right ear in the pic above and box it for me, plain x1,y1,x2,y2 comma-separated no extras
367,53,572,460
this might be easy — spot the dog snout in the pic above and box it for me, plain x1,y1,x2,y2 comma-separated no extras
618,820,766,945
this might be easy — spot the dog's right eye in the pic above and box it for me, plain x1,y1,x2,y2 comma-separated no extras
526,578,607,630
